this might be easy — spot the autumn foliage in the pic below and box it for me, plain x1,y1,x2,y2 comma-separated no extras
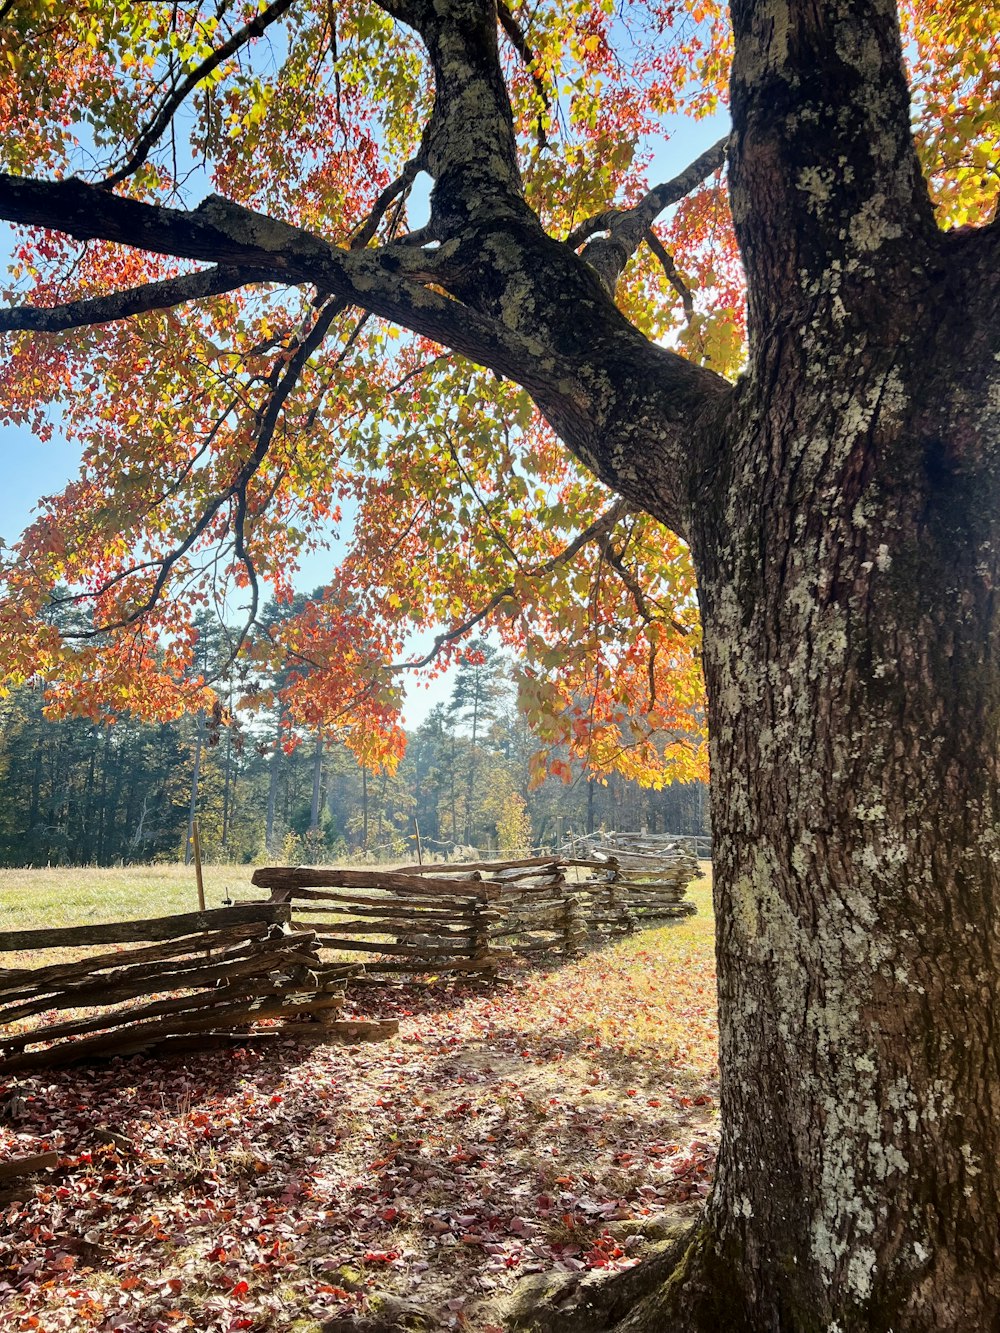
0,0,994,783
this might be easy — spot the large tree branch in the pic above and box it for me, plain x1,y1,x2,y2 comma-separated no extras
375,0,525,233
0,264,265,333
364,0,733,535
2,1,736,541
0,173,539,374
0,168,732,536
728,0,938,334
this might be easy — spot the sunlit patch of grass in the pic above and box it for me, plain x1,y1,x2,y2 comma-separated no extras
0,863,258,934
0,860,377,971
513,869,717,1091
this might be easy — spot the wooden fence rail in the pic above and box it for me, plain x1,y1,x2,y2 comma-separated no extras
250,849,702,974
396,853,699,946
251,867,508,977
0,904,382,1072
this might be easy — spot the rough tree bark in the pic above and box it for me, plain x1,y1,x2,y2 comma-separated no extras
654,5,1000,1327
0,0,998,1328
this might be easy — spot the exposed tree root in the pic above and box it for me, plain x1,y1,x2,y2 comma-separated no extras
504,1223,700,1333
503,1217,753,1333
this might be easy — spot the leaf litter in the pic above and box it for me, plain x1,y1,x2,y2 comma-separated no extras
0,923,717,1332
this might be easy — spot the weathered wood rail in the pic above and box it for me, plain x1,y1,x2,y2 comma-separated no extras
589,852,701,925
251,850,701,975
251,867,509,977
397,852,699,940
0,904,388,1072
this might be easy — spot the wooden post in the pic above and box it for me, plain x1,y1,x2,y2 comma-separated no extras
192,818,206,913
470,898,496,980
185,710,205,864
413,817,424,867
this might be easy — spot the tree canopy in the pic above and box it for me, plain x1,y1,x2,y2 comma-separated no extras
0,0,987,784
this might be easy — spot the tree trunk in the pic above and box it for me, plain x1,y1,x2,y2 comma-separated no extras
361,760,369,850
602,4,996,1325
79,728,98,864
609,289,1000,1330
449,729,458,843
310,730,323,833
95,725,112,863
185,711,204,866
464,685,481,844
376,768,388,846
221,719,233,852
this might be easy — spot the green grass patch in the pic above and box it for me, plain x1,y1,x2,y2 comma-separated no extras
0,862,260,933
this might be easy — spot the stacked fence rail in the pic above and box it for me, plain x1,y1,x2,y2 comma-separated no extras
249,846,703,979
251,866,509,977
0,904,375,1071
400,852,701,940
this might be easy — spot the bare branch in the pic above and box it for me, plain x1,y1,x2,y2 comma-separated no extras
65,296,347,639
391,497,628,671
101,0,297,190
228,484,260,662
496,1,549,148
644,229,694,323
0,265,264,334
571,135,728,292
595,528,689,637
350,138,429,250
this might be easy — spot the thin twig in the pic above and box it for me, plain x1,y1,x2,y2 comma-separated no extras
596,530,689,636
102,0,296,190
63,297,347,639
390,498,629,671
496,0,549,148
444,429,524,568
351,138,429,251
645,229,694,323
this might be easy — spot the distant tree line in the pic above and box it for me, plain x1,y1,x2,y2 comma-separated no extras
0,626,709,868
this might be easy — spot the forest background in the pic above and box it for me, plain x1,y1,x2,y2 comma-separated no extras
0,610,708,868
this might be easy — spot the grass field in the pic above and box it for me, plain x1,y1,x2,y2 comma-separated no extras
0,862,262,932
0,865,718,1332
